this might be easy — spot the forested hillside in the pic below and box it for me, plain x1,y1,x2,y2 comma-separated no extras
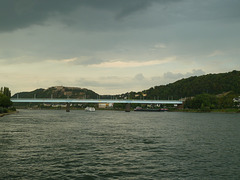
12,70,240,101
12,86,99,99
124,70,240,100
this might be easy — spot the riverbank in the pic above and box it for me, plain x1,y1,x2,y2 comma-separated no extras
171,108,240,113
0,110,18,117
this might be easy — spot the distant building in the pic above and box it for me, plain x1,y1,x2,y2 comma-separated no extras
99,103,107,108
98,103,114,109
233,96,240,107
108,103,114,108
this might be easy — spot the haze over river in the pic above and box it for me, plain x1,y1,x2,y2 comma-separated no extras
1,110,240,179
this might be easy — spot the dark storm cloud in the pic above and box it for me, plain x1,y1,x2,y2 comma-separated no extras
0,0,78,31
0,0,181,32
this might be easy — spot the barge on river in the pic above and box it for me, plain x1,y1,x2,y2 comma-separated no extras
134,106,168,112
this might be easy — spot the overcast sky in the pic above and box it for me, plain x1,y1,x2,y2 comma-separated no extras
0,0,240,95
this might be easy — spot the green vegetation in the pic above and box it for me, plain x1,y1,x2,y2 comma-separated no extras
11,70,240,112
184,92,239,112
1,87,11,97
0,87,13,114
115,70,240,112
12,86,99,99
15,70,240,101
115,70,240,100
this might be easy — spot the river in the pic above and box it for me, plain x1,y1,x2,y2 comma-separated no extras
0,110,240,179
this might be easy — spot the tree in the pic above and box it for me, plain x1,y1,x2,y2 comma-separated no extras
184,94,217,110
217,93,236,109
4,87,11,97
0,87,11,98
0,93,12,108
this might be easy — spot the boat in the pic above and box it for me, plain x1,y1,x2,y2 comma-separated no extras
85,107,96,112
134,106,168,112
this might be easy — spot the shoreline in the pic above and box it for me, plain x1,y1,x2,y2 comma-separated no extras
4,108,240,114
170,108,240,113
0,110,18,117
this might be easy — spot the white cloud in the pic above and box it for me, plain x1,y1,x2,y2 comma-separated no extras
163,69,205,80
90,57,176,68
47,57,78,63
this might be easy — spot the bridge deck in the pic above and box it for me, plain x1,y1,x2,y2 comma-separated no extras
11,98,183,104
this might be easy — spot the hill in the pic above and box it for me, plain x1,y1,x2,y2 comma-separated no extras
12,86,99,99
116,70,240,100
12,70,240,100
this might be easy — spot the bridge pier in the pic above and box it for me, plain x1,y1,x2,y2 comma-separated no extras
66,103,70,112
125,103,131,112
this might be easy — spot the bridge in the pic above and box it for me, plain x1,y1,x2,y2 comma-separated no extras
11,98,183,112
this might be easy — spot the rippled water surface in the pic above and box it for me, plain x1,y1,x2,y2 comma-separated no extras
1,110,240,179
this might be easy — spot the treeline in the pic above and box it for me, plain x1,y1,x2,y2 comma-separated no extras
184,93,239,111
0,87,13,113
10,70,240,111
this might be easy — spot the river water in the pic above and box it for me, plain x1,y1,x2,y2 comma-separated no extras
0,110,240,179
